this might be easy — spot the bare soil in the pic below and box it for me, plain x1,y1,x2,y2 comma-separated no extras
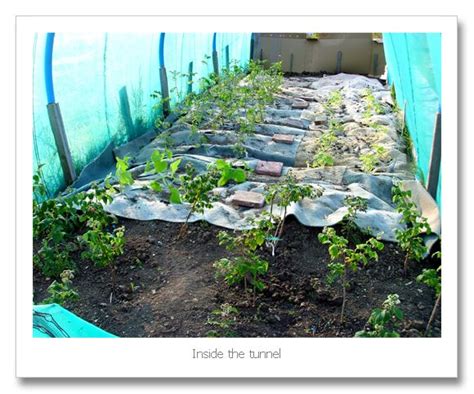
33,217,441,338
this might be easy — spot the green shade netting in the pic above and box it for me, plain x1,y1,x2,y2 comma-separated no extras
33,304,117,338
33,33,252,197
383,33,441,204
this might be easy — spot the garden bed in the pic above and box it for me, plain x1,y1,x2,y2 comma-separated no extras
33,217,441,337
33,66,441,338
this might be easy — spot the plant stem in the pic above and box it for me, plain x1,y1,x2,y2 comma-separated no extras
425,294,441,336
340,265,347,325
403,254,409,276
111,265,117,289
179,203,195,238
277,207,287,239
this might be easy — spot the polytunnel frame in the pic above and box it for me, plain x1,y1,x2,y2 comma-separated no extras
43,32,77,185
35,32,252,195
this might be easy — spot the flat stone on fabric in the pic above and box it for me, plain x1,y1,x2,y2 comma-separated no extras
272,134,295,144
292,99,309,109
231,191,265,208
255,160,284,177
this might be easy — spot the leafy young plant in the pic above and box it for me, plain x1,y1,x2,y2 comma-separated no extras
362,88,385,118
151,59,283,160
417,261,441,335
144,149,182,203
392,184,432,274
214,255,269,296
310,120,341,168
360,152,378,173
324,90,343,114
178,159,247,237
318,226,384,324
42,269,79,306
81,222,125,288
115,156,134,189
33,167,119,278
355,294,404,337
312,151,335,168
360,144,388,173
206,303,239,337
341,195,368,241
214,216,274,298
265,175,323,239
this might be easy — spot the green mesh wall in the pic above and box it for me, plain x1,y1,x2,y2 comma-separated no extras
33,34,65,196
383,33,441,204
33,32,252,197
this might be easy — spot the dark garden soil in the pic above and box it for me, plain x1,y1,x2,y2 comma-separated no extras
33,217,441,338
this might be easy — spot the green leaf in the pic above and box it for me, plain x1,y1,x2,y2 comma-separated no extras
151,150,168,173
169,159,181,176
328,244,340,259
149,181,162,192
169,187,182,204
230,168,246,183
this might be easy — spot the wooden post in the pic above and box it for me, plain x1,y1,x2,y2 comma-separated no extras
159,66,170,117
47,103,76,185
212,50,219,76
187,61,193,94
225,45,230,69
119,86,135,140
336,51,343,74
372,53,379,76
427,112,441,199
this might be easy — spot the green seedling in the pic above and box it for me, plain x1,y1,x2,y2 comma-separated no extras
42,269,79,306
153,59,283,151
360,152,378,173
33,167,121,279
214,255,269,298
310,121,341,168
360,143,389,173
265,175,323,239
341,195,368,241
206,303,239,337
362,89,385,118
392,184,432,275
318,227,384,324
115,156,134,189
81,222,125,289
179,159,246,237
355,294,404,337
369,121,389,134
417,259,441,335
215,216,274,299
312,151,335,168
144,149,182,203
324,90,343,114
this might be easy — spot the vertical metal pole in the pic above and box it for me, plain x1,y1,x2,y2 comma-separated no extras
260,48,263,61
427,112,441,199
336,51,343,74
47,103,76,185
44,32,76,185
